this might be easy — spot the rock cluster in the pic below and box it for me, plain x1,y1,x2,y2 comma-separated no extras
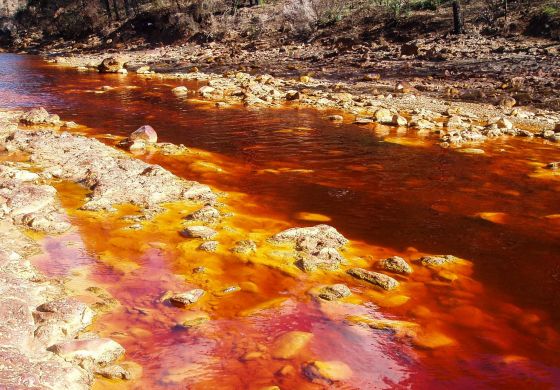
0,217,127,389
1,122,215,212
0,163,71,233
269,225,348,272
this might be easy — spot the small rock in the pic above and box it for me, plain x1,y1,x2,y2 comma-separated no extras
20,107,59,125
181,226,217,239
374,108,393,124
186,206,220,222
285,90,300,101
500,96,516,109
328,115,343,122
495,117,513,130
317,284,351,301
197,241,218,252
136,66,151,74
354,117,373,124
392,115,408,127
198,86,216,97
377,256,413,275
418,255,459,267
129,125,157,144
172,86,189,95
413,118,435,129
168,289,205,307
98,57,124,73
96,364,131,380
62,121,79,128
231,240,257,254
347,268,399,290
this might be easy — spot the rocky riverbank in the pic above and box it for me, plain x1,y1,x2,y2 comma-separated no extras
47,41,560,149
0,108,219,388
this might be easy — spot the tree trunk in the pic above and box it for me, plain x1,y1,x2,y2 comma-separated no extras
452,1,463,34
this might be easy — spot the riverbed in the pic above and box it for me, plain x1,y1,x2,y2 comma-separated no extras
2,53,560,389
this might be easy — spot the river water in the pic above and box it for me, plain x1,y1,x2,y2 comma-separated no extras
1,53,560,389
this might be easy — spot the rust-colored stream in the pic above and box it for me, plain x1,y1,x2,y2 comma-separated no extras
2,54,560,389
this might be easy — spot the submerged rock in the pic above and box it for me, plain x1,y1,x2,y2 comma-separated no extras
271,331,313,359
177,311,210,328
377,256,413,275
303,360,353,383
347,268,399,290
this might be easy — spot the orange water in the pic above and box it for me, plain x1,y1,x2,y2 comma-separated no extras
2,54,560,389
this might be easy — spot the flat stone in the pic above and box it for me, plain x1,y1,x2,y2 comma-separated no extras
418,255,459,266
168,289,205,307
181,226,217,239
347,268,399,290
